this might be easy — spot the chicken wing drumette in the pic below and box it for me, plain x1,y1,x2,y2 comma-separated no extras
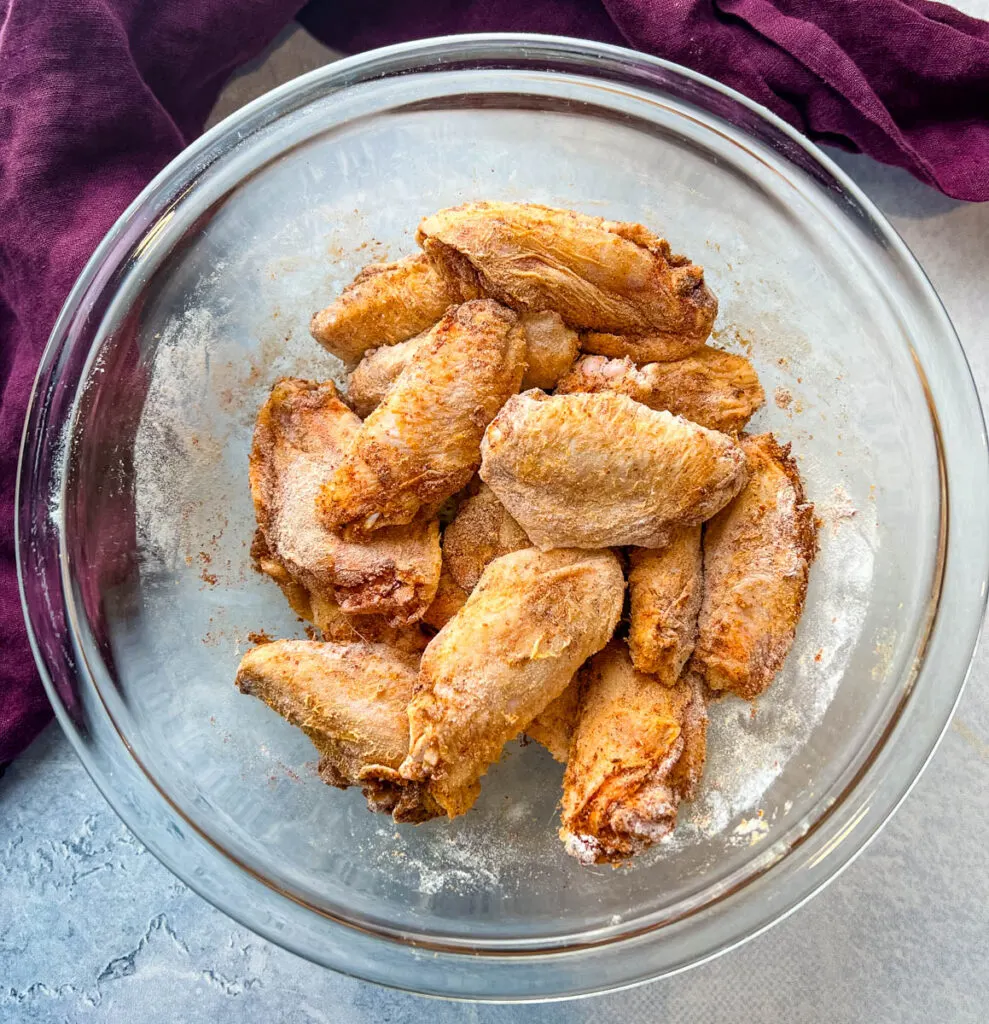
346,309,578,417
560,645,707,865
627,526,703,685
310,254,459,368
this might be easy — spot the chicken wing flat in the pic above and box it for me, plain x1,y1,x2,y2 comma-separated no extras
555,347,765,434
416,202,717,356
525,675,580,763
694,433,817,699
310,254,458,367
440,483,530,592
236,640,438,822
480,390,747,550
401,547,624,817
319,300,526,537
346,309,578,418
250,378,441,626
627,526,703,685
560,644,707,865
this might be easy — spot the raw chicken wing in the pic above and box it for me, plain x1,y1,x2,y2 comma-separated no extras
417,202,716,357
555,347,764,434
560,645,707,865
346,309,577,417
250,378,440,626
694,433,817,699
236,640,437,822
310,254,458,367
401,547,624,817
627,526,703,684
441,483,530,592
319,300,526,536
480,390,747,550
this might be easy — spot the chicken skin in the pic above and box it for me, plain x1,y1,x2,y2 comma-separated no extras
421,562,469,630
236,640,438,822
627,526,704,685
417,202,717,359
560,645,707,865
440,483,530,592
346,309,578,418
480,390,747,550
555,347,764,434
345,331,426,419
694,433,817,699
310,254,459,367
401,547,624,817
249,528,428,654
524,675,581,763
250,378,441,626
319,300,526,537
518,310,580,390
425,486,570,756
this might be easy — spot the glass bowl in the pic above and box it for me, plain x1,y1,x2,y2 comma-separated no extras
17,34,989,1000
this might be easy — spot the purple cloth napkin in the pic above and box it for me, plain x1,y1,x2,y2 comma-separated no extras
0,0,306,764
300,0,989,201
2,0,988,764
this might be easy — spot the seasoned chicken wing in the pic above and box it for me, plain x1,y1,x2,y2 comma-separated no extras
555,347,765,434
421,562,468,630
627,526,703,685
310,254,459,367
346,309,578,418
250,378,441,626
422,484,528,630
440,483,530,592
480,390,747,550
401,547,624,817
345,332,426,419
319,300,526,537
694,433,817,699
518,310,580,390
250,528,429,653
525,675,580,763
236,640,438,822
560,645,707,865
417,202,717,356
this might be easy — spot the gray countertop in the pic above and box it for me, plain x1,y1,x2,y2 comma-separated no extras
3,25,989,1024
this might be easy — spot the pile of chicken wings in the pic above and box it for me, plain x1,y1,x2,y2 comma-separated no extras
236,202,817,866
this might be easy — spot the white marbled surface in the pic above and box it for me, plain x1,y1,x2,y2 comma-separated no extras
3,22,989,1024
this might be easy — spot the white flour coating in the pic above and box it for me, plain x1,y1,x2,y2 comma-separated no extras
133,300,344,577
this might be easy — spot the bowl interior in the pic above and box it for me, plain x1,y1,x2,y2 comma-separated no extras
56,63,941,950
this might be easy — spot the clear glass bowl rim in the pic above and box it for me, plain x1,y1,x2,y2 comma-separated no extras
16,32,989,1000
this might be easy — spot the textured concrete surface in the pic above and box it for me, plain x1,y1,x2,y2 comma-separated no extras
4,21,989,1024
